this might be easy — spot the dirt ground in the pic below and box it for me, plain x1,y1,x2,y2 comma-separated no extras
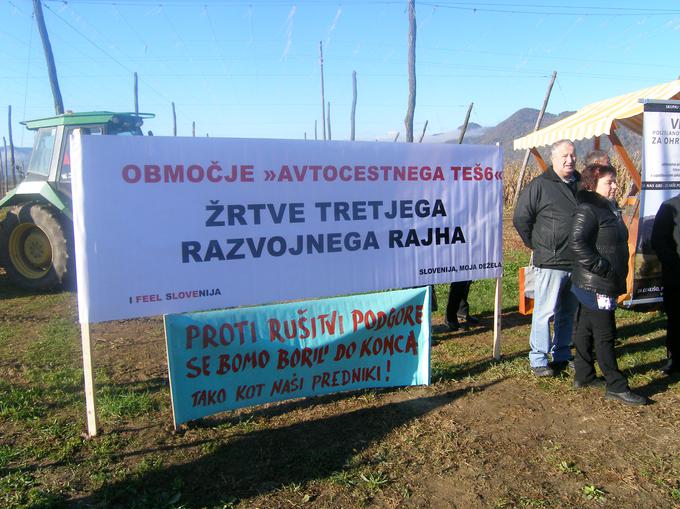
75,302,680,508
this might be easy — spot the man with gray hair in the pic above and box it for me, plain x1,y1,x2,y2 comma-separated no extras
513,140,581,377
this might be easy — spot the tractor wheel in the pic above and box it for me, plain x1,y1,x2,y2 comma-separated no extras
0,203,73,291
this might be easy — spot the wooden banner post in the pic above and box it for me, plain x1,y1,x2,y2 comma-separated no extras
493,277,502,360
80,324,98,437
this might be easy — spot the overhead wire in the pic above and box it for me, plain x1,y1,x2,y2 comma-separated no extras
112,1,182,111
42,1,175,105
14,0,680,137
43,2,132,72
57,1,138,110
7,0,29,15
33,0,680,81
203,3,230,75
417,2,680,16
158,3,204,126
43,0,680,16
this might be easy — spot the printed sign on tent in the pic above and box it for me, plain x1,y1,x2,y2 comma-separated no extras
164,287,431,426
631,101,680,304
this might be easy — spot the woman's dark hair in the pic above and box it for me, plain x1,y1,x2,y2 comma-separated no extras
579,163,616,191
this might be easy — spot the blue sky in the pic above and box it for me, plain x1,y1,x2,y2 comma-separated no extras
1,0,680,147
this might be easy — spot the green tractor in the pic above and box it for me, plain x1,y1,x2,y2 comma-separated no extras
0,111,154,290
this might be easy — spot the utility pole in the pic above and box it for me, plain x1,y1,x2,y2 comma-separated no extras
512,71,557,207
327,101,332,141
3,137,9,192
404,0,416,142
8,106,16,187
0,139,5,195
418,120,428,143
351,71,357,141
172,102,177,136
134,72,139,114
33,0,64,114
458,103,474,144
319,41,326,140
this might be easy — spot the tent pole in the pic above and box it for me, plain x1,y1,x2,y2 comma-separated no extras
608,129,641,190
529,148,547,171
619,197,640,305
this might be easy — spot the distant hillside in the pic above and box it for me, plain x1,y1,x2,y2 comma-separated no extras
476,108,571,145
425,107,643,163
459,122,482,131
12,147,31,165
479,107,642,162
468,108,572,160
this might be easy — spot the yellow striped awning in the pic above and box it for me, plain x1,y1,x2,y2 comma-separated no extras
513,79,680,150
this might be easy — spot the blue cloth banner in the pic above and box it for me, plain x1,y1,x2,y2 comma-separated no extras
164,287,431,426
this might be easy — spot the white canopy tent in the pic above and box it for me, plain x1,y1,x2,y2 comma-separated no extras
513,79,680,190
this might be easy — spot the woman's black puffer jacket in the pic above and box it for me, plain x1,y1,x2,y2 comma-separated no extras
569,189,629,296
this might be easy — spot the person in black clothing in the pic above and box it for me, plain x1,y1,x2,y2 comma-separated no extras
445,280,479,331
651,192,680,375
513,139,580,377
569,163,647,405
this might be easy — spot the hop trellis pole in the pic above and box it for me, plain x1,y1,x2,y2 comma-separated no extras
404,0,416,142
512,71,557,207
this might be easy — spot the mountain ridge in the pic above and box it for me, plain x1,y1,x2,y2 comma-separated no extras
424,107,642,162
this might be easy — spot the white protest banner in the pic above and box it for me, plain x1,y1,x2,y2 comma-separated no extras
71,135,503,323
630,100,680,305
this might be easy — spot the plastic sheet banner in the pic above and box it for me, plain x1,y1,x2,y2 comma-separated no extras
70,135,503,323
164,287,430,426
630,100,680,305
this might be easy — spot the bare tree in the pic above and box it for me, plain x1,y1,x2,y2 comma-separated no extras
404,0,416,142
33,0,64,114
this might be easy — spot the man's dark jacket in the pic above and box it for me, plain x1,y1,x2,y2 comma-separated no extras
569,190,629,296
513,166,580,270
651,194,680,289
